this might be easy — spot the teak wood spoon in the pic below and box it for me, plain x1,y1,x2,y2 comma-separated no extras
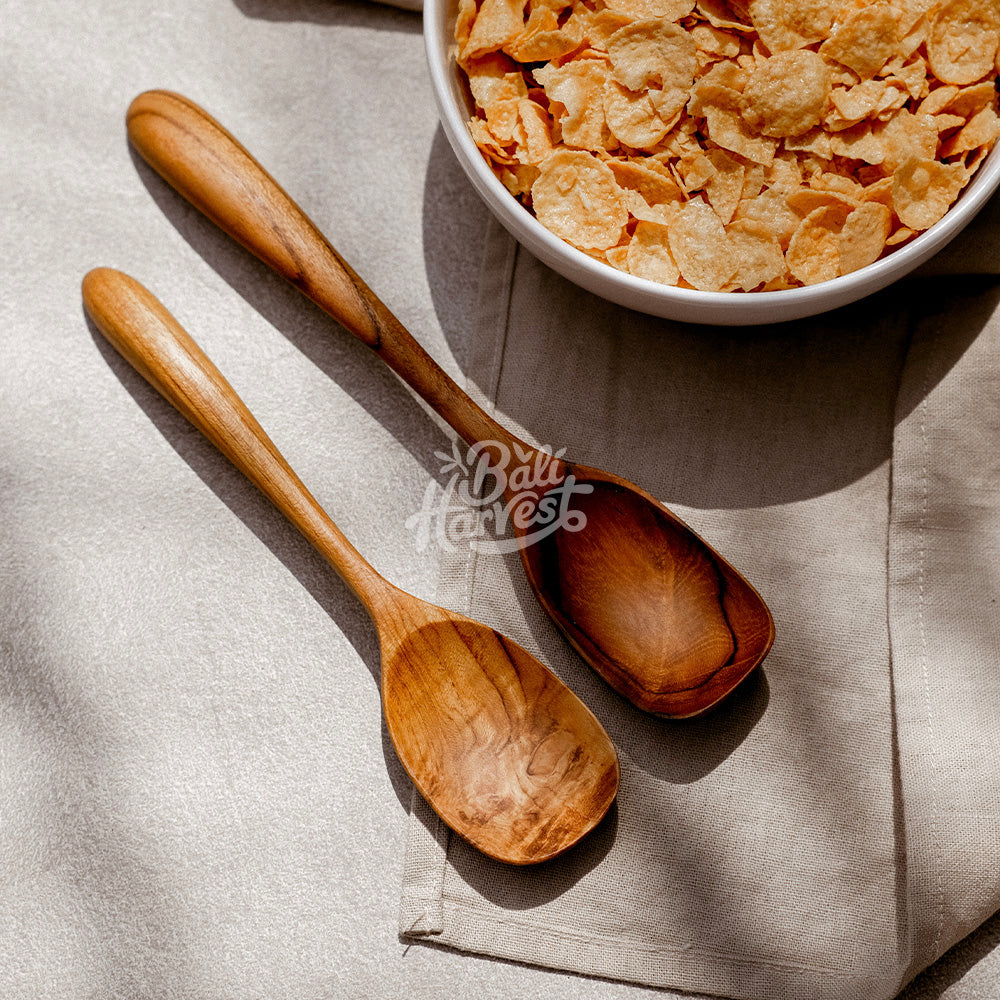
125,89,775,718
82,266,619,865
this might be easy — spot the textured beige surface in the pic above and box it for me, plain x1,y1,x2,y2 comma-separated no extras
2,0,999,998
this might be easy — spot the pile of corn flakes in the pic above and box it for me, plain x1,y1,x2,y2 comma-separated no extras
456,0,1000,291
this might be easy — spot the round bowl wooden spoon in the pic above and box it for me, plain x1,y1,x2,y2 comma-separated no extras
125,89,775,718
82,267,619,865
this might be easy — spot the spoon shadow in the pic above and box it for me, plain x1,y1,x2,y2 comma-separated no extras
84,309,415,815
230,0,421,30
494,546,770,783
443,799,620,910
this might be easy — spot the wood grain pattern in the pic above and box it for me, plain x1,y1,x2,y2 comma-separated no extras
124,89,775,718
381,616,619,863
82,267,619,865
125,89,520,460
519,471,775,717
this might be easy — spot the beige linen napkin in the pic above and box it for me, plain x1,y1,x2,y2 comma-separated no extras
399,188,1000,998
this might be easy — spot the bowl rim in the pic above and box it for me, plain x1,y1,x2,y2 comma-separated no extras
423,0,1000,323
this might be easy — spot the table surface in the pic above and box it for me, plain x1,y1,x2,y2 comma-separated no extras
2,0,998,997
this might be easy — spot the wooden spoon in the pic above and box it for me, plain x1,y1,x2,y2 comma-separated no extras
82,266,619,865
125,89,775,718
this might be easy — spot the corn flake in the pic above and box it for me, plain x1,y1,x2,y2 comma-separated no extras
534,60,610,150
604,0,696,18
734,187,802,247
828,80,909,129
940,105,1000,156
609,157,686,203
697,0,755,31
690,23,743,59
604,80,671,148
744,50,832,137
892,156,969,227
667,198,738,290
606,19,698,93
531,149,629,249
506,8,581,62
748,0,836,52
704,148,747,222
626,220,682,284
947,81,1000,117
839,202,893,273
819,2,900,80
786,205,844,284
727,219,787,289
512,99,554,163
829,122,887,163
787,187,857,220
705,105,778,163
927,0,1000,86
884,108,941,169
462,0,527,60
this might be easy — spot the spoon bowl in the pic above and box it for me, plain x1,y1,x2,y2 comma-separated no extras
521,464,774,717
82,266,619,865
125,89,775,717
383,615,619,861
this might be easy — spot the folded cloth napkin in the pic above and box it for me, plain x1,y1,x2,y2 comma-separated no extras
399,187,1000,998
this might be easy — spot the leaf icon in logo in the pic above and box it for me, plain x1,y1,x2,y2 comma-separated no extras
512,441,534,466
434,439,467,476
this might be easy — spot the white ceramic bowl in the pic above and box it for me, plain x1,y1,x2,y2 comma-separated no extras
424,0,1000,326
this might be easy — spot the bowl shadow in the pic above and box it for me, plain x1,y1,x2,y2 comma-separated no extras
231,0,421,30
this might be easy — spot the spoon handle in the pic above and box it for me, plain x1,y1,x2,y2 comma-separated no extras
82,267,394,615
126,89,524,460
